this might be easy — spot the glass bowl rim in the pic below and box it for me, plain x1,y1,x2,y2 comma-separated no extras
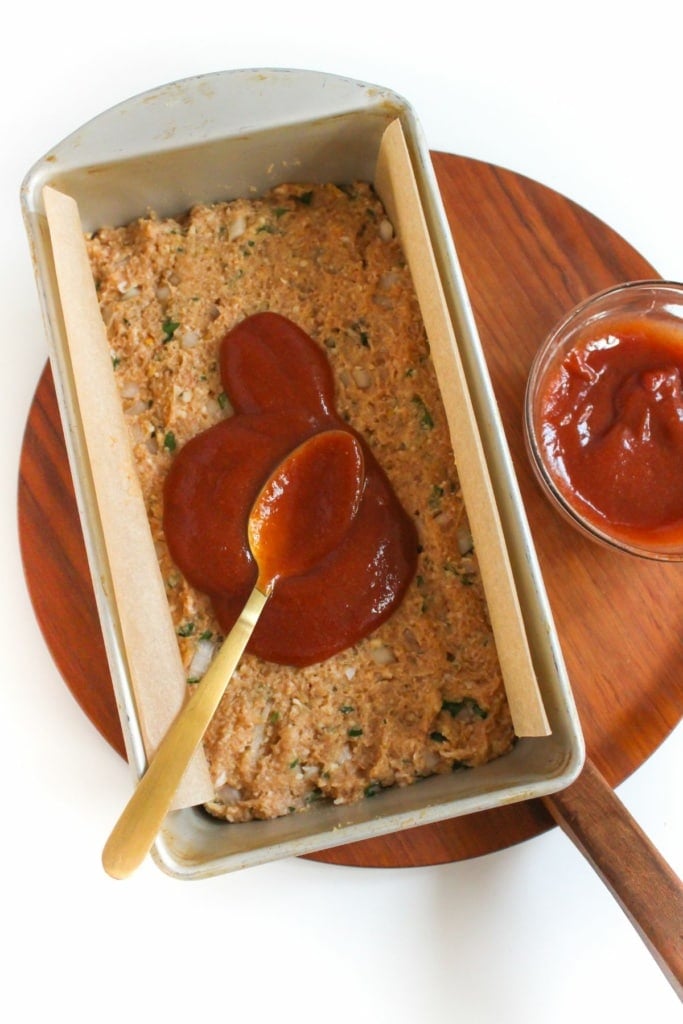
524,278,683,562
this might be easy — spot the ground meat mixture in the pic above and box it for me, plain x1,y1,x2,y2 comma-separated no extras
86,181,515,822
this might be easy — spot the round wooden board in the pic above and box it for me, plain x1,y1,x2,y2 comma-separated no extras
18,153,683,869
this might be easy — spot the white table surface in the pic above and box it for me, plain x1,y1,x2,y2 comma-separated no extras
2,2,681,1021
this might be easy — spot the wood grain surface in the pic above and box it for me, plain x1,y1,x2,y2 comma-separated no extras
544,759,683,997
17,152,683,868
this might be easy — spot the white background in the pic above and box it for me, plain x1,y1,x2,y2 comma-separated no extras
2,2,681,1021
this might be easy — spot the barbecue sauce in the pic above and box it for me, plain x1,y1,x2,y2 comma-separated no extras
163,312,418,665
537,314,683,548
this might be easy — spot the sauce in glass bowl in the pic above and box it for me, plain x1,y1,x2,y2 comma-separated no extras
525,281,683,559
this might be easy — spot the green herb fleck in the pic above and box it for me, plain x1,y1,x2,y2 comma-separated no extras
444,561,476,586
364,783,381,797
217,391,229,409
177,622,195,637
442,697,488,720
296,191,314,206
412,395,434,429
429,484,445,510
268,710,280,725
289,758,300,769
163,431,177,452
273,206,288,218
111,355,121,370
347,727,364,738
162,318,180,342
340,705,354,715
415,574,429,613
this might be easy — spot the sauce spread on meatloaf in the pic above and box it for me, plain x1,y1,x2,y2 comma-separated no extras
86,181,514,821
163,312,418,665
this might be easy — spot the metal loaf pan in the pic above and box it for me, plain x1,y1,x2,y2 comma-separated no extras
21,69,584,878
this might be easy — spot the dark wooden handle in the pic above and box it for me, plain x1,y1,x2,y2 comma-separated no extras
543,759,683,998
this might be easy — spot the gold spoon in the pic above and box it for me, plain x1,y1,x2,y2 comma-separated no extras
102,429,365,879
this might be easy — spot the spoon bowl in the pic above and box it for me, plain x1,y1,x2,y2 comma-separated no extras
250,427,365,591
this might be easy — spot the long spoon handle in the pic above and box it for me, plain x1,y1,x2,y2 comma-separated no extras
102,586,268,879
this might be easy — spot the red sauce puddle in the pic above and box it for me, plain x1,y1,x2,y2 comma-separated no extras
163,312,418,666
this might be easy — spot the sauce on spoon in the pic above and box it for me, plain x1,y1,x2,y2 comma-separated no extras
249,429,365,593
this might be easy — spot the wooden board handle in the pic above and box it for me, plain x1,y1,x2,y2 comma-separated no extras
543,758,683,998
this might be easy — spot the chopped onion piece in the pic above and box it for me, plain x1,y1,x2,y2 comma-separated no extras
247,723,266,766
216,784,242,804
456,524,474,555
188,637,215,679
228,213,247,241
379,218,394,241
338,744,352,764
370,643,396,665
180,329,201,349
378,271,400,290
125,400,148,416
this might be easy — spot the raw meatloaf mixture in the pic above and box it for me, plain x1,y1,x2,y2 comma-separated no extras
86,181,515,821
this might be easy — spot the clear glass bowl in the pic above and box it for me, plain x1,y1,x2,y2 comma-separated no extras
524,280,683,560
